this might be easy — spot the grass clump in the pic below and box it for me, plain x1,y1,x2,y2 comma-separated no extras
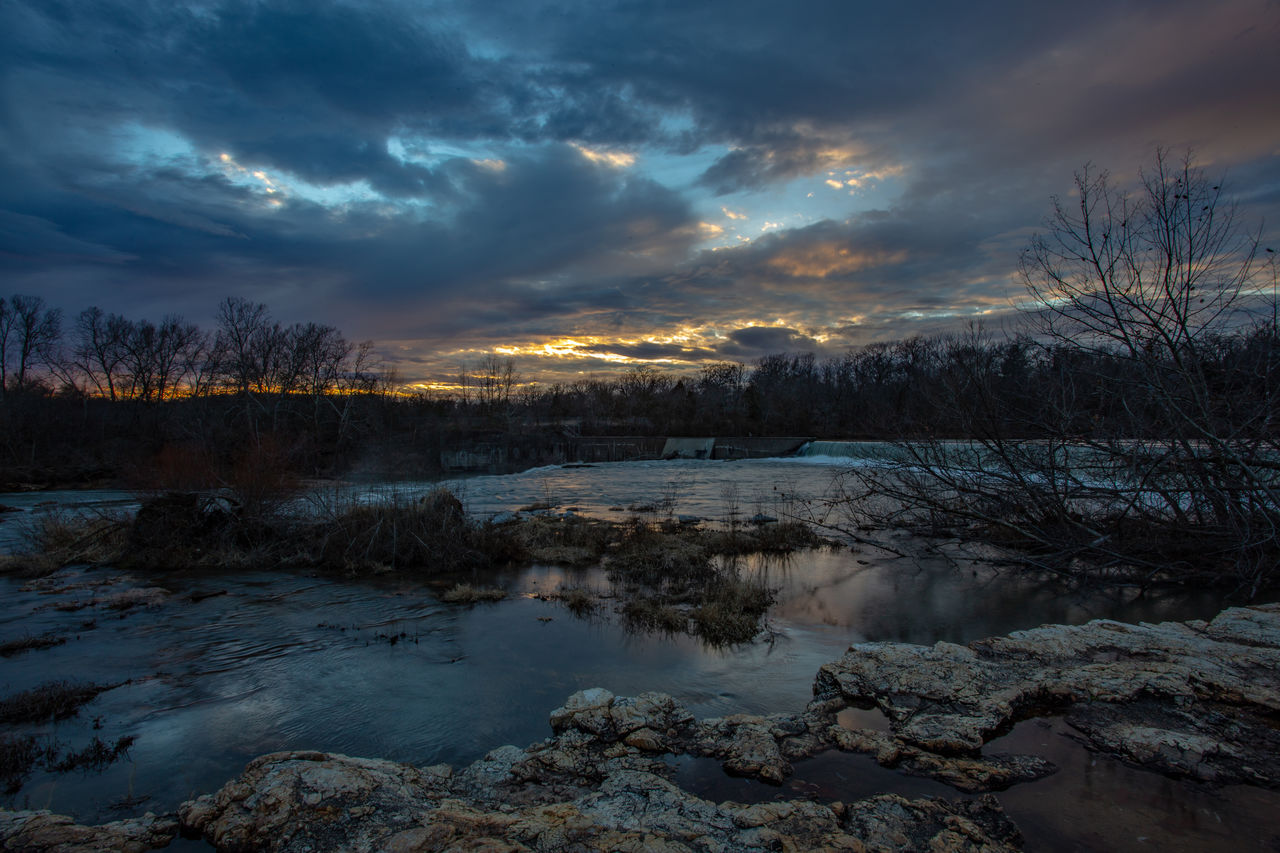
121,492,246,569
315,489,481,572
620,597,689,635
439,583,507,604
514,515,612,567
1,511,129,576
48,735,136,774
606,520,715,593
606,519,778,646
1,734,49,794
114,487,530,576
703,520,831,555
691,579,775,646
1,733,137,794
0,632,66,658
0,681,113,725
559,587,596,616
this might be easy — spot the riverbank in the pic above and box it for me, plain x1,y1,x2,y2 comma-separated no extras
3,604,1278,851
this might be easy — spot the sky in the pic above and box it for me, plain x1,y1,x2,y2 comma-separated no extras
2,0,1278,390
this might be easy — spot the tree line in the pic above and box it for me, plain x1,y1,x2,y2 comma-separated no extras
0,296,384,404
0,296,394,490
1,292,1275,483
2,150,1276,592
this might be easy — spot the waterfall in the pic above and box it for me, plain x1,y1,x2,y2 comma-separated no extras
793,441,907,461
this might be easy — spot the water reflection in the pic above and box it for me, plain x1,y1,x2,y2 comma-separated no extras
0,458,1271,850
988,718,1280,853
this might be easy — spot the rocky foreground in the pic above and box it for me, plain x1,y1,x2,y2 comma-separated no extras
3,604,1278,852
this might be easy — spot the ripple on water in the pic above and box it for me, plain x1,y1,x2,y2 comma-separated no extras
0,460,1267,847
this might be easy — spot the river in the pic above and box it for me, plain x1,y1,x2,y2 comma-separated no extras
1,456,1276,851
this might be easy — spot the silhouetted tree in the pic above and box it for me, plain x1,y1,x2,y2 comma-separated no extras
0,294,62,395
833,150,1279,592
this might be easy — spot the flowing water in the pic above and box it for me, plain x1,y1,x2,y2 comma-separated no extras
1,457,1276,851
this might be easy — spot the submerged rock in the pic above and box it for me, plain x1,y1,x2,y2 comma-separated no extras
815,604,1280,786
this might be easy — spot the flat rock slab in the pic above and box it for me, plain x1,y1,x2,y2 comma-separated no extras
815,604,1280,786
0,809,176,852
179,751,1021,852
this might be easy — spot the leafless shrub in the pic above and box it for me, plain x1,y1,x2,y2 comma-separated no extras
832,150,1279,594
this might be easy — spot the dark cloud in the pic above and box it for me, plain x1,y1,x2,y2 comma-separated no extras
1,0,1276,384
719,326,820,359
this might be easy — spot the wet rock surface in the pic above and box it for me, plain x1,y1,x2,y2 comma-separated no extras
816,603,1280,786
5,605,1278,851
172,684,1028,850
0,809,176,852
179,751,1021,852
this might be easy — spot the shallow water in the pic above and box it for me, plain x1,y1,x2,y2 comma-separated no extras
0,458,1275,850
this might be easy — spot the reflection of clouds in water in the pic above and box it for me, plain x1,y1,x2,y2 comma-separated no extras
0,457,1247,836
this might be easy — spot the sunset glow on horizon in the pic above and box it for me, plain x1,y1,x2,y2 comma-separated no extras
2,1,1277,387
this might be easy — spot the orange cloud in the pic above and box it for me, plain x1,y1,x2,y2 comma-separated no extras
767,244,908,278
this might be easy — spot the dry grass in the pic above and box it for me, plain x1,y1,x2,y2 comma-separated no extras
691,578,775,646
1,733,136,794
605,519,779,645
1,511,130,576
559,587,596,616
605,521,715,592
0,681,113,725
439,583,507,604
313,489,478,571
514,515,612,566
1,734,48,794
620,597,690,635
48,735,136,773
0,632,66,658
6,489,817,650
702,520,830,555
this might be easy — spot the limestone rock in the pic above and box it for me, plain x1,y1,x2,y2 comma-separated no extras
179,750,444,852
179,753,1021,852
690,715,793,784
0,809,176,852
815,604,1280,786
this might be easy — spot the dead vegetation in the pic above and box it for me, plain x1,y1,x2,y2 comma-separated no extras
559,587,596,616
0,680,115,725
47,735,136,774
0,734,47,794
0,510,129,576
439,583,507,604
1,732,136,794
0,632,66,657
4,486,831,645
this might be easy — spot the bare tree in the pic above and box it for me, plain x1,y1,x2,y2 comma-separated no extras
70,307,131,400
0,294,63,395
213,296,273,396
832,150,1278,592
129,315,204,401
289,322,352,397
